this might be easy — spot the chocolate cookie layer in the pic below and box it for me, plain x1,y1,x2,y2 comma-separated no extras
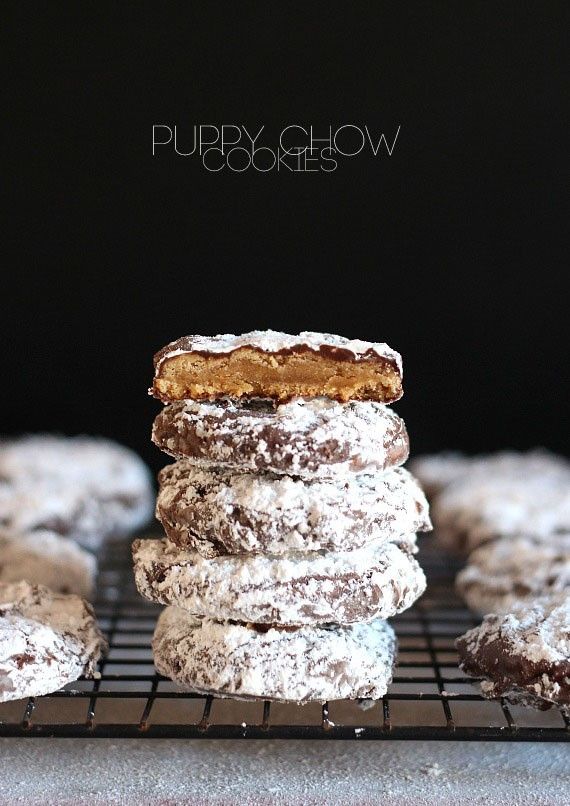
0,435,154,550
0,580,107,702
153,608,397,703
456,533,570,615
133,536,425,626
456,592,570,709
156,463,431,557
151,330,403,403
152,398,409,480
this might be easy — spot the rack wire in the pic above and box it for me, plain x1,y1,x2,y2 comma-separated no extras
0,535,568,740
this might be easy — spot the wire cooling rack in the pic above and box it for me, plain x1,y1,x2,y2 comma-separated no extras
0,535,568,740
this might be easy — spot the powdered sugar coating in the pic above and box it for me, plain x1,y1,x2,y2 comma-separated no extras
156,463,431,557
133,536,425,626
0,529,96,597
432,452,570,553
152,398,409,480
411,449,569,501
456,592,570,708
0,436,154,550
0,580,107,702
153,608,397,703
456,534,570,616
153,330,402,374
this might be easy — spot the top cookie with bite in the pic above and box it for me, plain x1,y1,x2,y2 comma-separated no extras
151,330,403,403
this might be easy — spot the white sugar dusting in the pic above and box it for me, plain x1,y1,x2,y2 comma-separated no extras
155,330,403,373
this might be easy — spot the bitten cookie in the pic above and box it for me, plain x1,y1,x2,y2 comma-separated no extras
133,536,425,626
153,608,397,703
0,529,97,597
151,330,403,403
156,463,431,557
411,449,569,501
456,533,570,616
152,398,409,480
432,454,570,554
0,435,154,550
0,581,107,702
456,593,570,709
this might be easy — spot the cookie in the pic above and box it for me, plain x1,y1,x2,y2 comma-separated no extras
431,453,570,554
151,330,403,404
456,593,570,709
411,449,569,501
0,580,107,702
0,529,97,597
152,398,409,480
156,463,431,557
133,536,425,626
456,533,570,615
153,608,397,703
0,435,154,550
409,452,475,499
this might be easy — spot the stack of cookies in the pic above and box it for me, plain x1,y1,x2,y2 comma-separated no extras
134,331,431,703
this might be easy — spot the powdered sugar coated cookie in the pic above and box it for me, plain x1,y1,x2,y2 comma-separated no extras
0,580,107,702
133,536,425,626
153,608,397,703
0,529,96,597
456,533,570,615
456,592,570,709
156,462,431,557
153,398,409,480
0,435,154,549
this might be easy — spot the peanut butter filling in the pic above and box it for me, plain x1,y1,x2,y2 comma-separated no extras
153,348,402,403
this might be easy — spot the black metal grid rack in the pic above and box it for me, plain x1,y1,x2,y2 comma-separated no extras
1,536,568,740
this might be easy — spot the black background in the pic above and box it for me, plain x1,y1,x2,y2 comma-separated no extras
6,4,568,473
